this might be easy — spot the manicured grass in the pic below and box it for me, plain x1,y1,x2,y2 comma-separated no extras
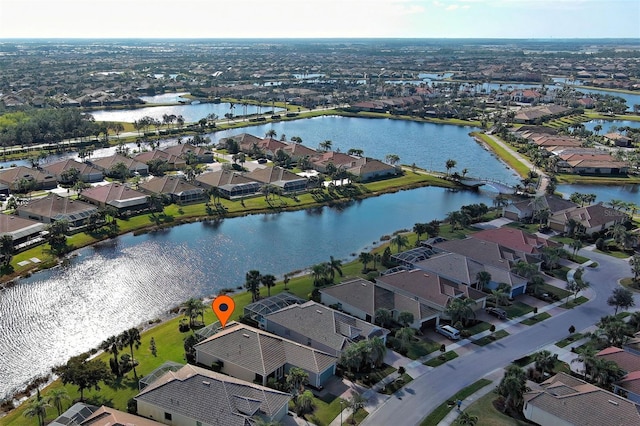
305,394,343,426
503,301,534,318
378,373,413,395
520,312,552,326
472,132,530,178
419,379,493,426
463,391,530,426
595,248,634,259
390,337,441,360
539,283,571,301
561,296,589,309
504,222,540,234
556,333,585,349
588,262,598,268
465,321,492,336
544,265,570,281
555,173,640,185
344,364,396,388
621,277,640,293
344,408,368,425
424,351,459,367
473,330,509,346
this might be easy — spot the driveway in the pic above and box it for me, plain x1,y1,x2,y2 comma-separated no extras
362,247,638,425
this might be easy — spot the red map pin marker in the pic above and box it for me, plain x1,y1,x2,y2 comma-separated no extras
212,295,235,328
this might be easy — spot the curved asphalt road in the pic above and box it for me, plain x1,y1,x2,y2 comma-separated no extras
362,248,638,426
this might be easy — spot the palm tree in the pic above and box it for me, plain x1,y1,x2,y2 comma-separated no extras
183,297,205,327
511,261,537,280
497,365,527,413
395,327,416,353
374,308,393,327
570,239,583,258
572,346,597,380
534,350,557,376
490,288,509,309
391,234,409,253
245,270,262,302
385,154,400,165
445,159,457,176
100,335,122,377
590,357,623,389
0,234,14,267
319,140,333,152
397,311,414,327
265,129,277,139
446,297,476,327
372,253,381,270
475,271,492,291
23,395,50,426
119,327,141,379
46,388,70,416
457,412,479,426
367,336,387,368
260,274,277,297
346,392,367,425
340,344,363,373
311,263,327,287
285,367,309,397
413,223,428,244
294,390,314,416
359,252,373,271
328,255,343,281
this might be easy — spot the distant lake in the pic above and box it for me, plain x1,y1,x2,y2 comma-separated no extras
139,92,190,104
556,183,639,204
583,119,640,133
90,103,285,123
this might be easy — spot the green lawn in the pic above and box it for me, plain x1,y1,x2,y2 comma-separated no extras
345,408,369,425
419,379,493,426
472,330,509,346
472,133,530,178
503,301,534,318
560,296,589,309
462,391,530,426
378,373,413,395
425,351,459,367
304,394,343,426
465,321,492,336
520,312,552,326
539,283,571,301
595,248,634,259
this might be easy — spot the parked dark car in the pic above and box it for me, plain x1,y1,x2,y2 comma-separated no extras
485,307,507,319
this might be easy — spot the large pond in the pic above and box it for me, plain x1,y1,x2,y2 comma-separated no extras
90,103,285,124
556,184,639,205
582,119,640,133
0,187,493,400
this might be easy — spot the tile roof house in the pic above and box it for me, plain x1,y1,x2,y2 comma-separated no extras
0,214,47,251
263,300,389,357
470,227,561,255
135,364,290,426
523,372,640,426
320,277,441,328
42,159,104,183
194,322,336,388
281,143,319,162
245,166,308,193
80,405,164,425
139,176,205,204
502,195,577,221
79,183,149,212
195,170,261,199
255,138,289,159
162,143,214,163
218,133,263,153
413,251,528,297
0,166,58,191
597,347,640,404
310,151,357,173
347,157,399,182
556,153,629,175
548,203,628,235
17,194,98,227
89,154,149,176
134,150,186,171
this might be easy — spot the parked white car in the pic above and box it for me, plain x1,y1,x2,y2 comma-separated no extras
436,325,461,340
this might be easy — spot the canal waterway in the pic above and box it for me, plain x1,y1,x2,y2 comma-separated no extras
0,186,493,400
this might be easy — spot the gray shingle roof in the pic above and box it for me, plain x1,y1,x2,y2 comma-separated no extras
135,364,290,426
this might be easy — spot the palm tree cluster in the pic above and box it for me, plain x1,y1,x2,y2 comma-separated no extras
183,297,206,329
99,327,142,378
572,345,624,390
339,337,387,374
496,365,528,415
445,297,477,328
23,388,72,426
310,256,343,287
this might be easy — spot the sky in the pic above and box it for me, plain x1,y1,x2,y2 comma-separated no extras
0,0,638,39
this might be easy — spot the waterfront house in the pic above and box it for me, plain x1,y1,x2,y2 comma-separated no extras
195,170,261,199
502,194,577,221
134,150,186,171
523,372,640,425
17,194,98,227
548,203,628,235
78,405,165,426
347,157,399,181
89,154,149,176
194,322,337,388
603,132,633,148
555,153,629,175
470,227,561,256
42,159,104,183
0,166,58,191
262,300,389,357
139,176,205,204
135,364,291,426
245,166,308,193
162,143,214,163
79,183,149,214
281,143,319,163
0,214,47,252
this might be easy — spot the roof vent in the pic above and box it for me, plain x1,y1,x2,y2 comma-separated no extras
608,400,619,406
242,333,250,338
202,381,210,386
316,310,323,314
361,282,367,286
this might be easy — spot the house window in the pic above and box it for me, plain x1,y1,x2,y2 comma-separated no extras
164,412,172,421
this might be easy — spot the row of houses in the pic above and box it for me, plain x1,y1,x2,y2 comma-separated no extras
322,226,561,330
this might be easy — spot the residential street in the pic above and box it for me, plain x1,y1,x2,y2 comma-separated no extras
362,248,638,425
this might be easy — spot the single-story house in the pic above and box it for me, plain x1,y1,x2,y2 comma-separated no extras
320,277,441,328
0,166,58,191
597,347,640,404
79,183,149,213
89,154,149,176
548,203,628,235
139,176,206,204
162,143,214,163
78,405,164,426
245,166,308,193
347,157,399,182
17,194,98,227
502,195,577,222
0,214,47,252
42,159,104,183
523,372,640,425
195,170,261,199
604,132,633,147
135,364,291,426
134,150,186,171
263,300,389,357
281,143,319,163
194,322,337,389
470,227,561,256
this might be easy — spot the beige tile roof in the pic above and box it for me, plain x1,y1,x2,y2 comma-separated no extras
139,175,204,197
80,183,147,207
550,203,628,230
524,372,640,426
194,322,336,376
81,405,164,425
42,159,103,179
245,166,307,185
597,347,640,373
17,194,97,223
196,170,257,188
471,227,561,255
434,238,536,270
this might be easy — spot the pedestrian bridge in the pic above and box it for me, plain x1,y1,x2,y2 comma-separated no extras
458,177,515,194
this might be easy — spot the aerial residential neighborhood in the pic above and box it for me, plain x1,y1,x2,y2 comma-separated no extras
1,2,640,425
